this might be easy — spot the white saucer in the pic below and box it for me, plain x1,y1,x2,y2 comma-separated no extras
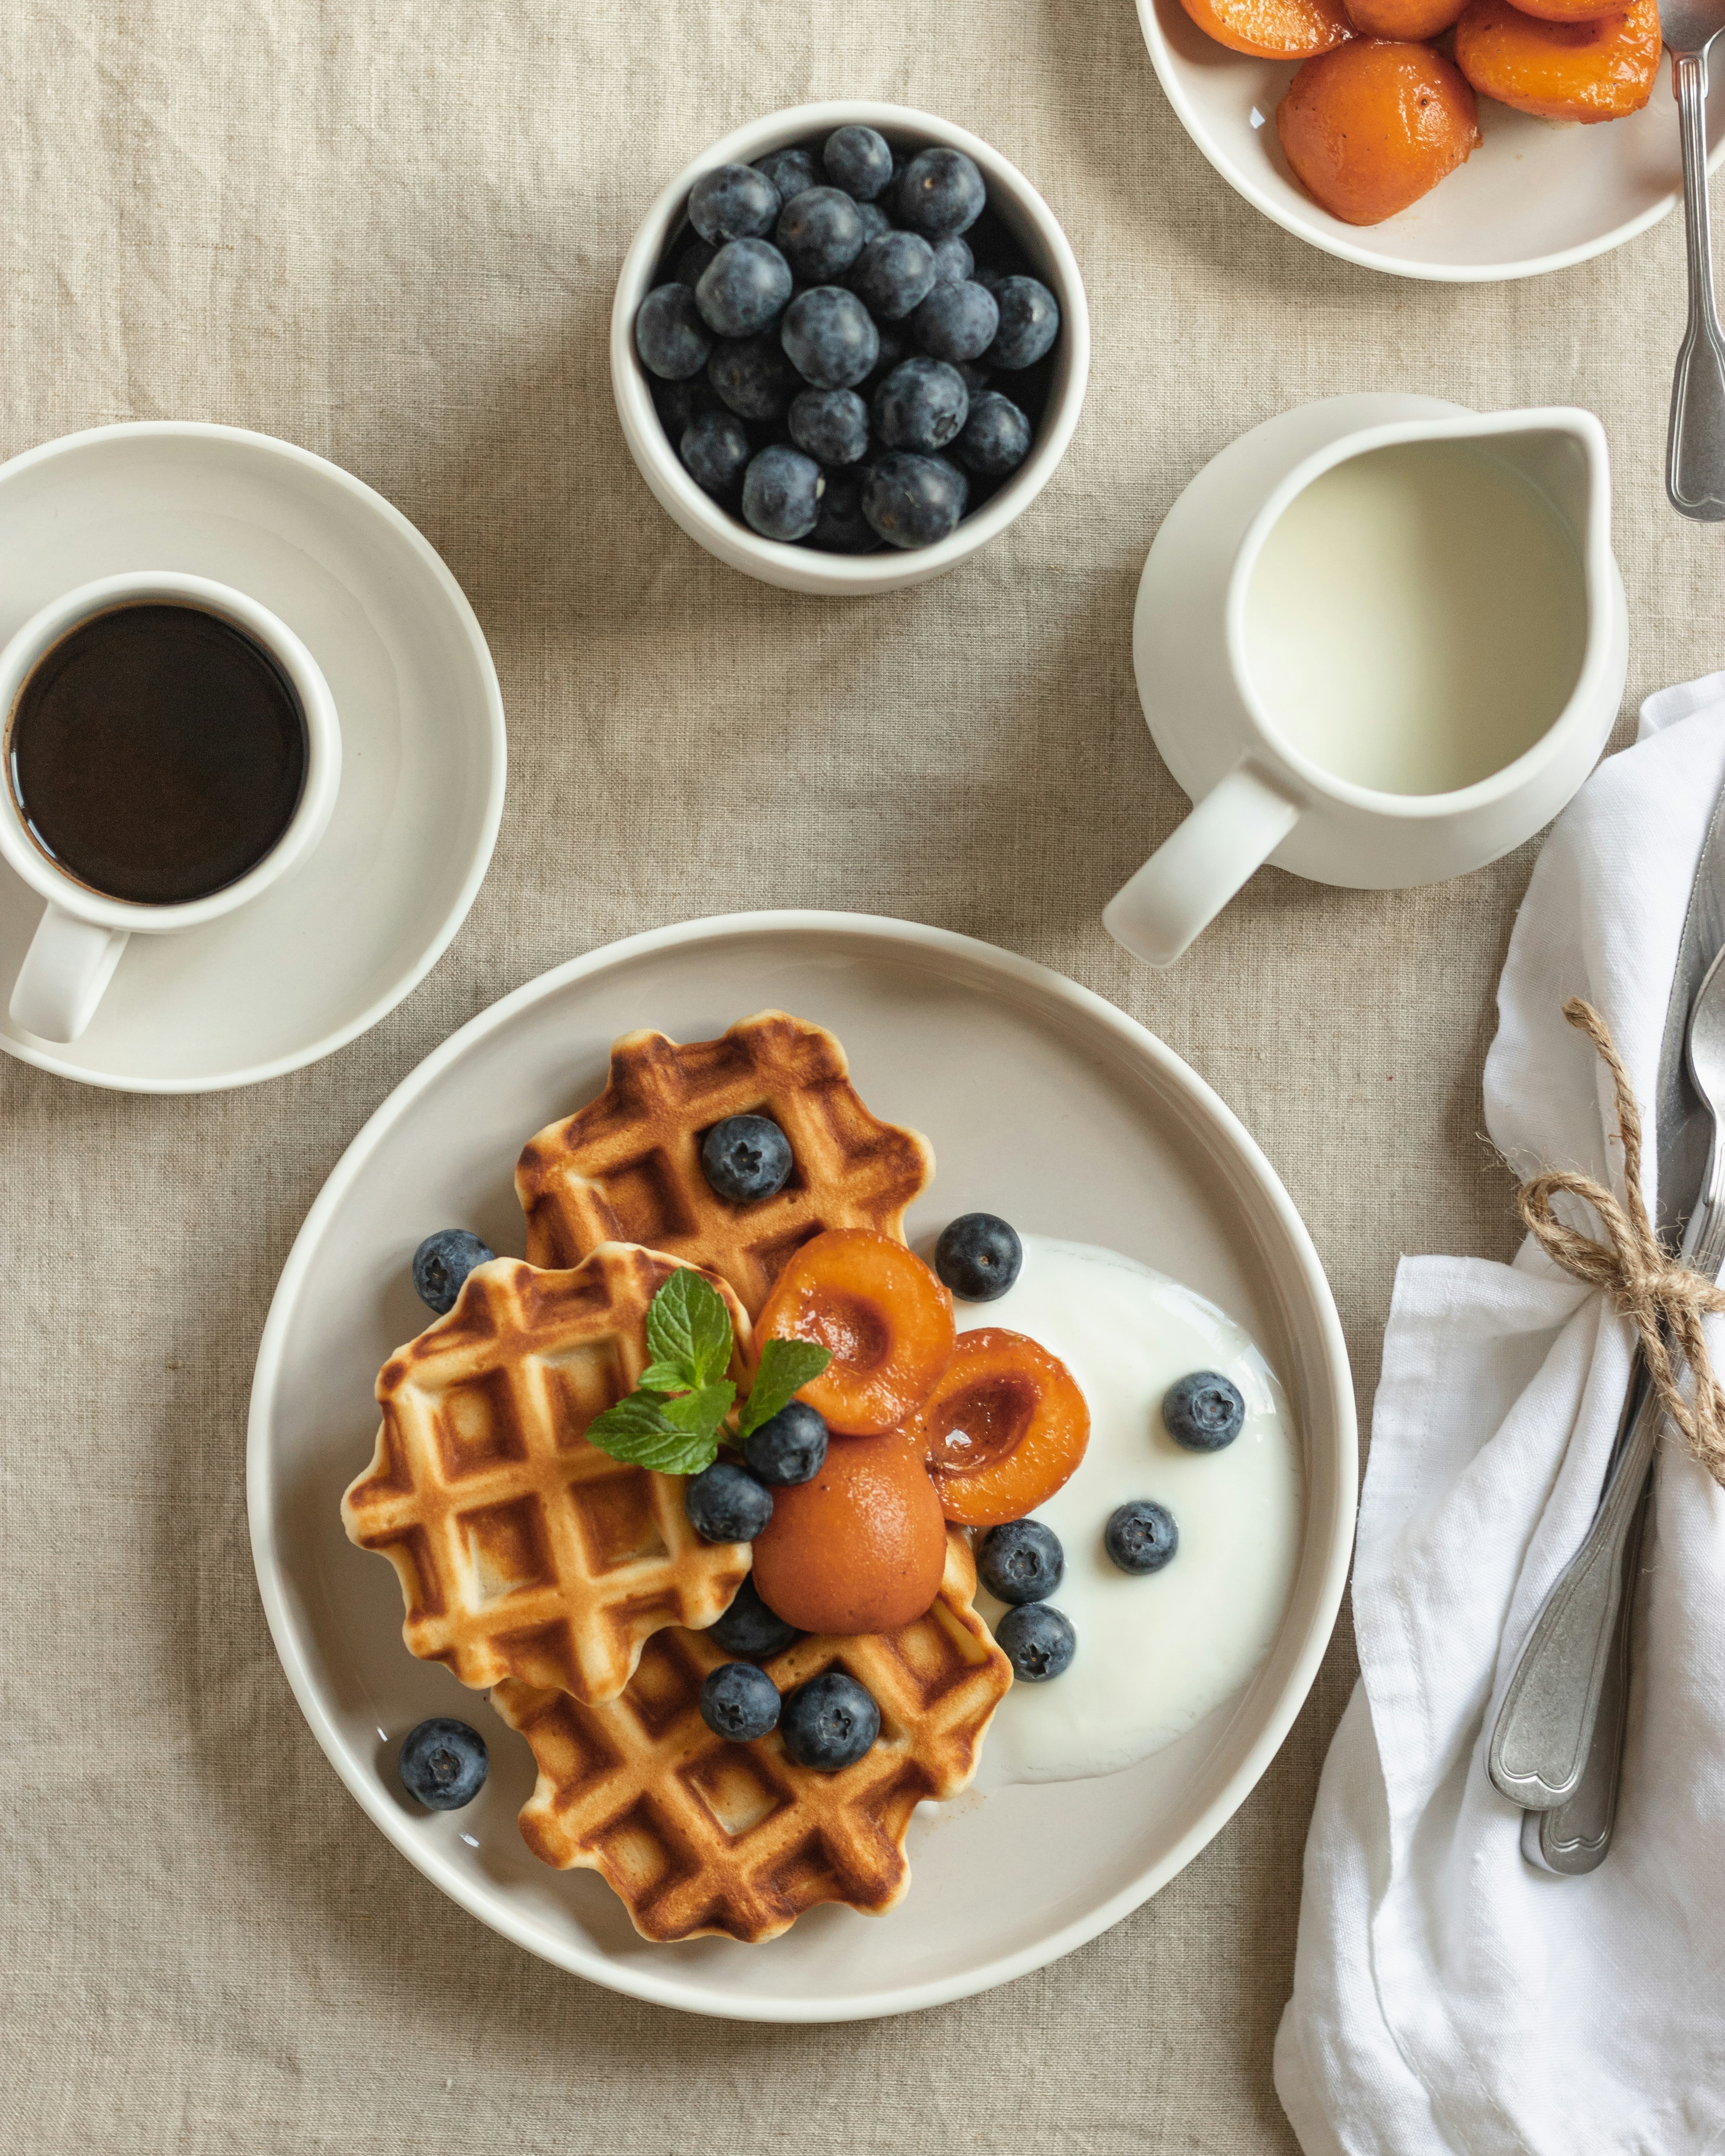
0,423,505,1091
248,912,1356,2022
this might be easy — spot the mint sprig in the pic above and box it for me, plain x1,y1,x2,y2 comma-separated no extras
583,1268,831,1476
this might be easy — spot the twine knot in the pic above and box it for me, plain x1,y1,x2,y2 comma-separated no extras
1515,997,1725,1492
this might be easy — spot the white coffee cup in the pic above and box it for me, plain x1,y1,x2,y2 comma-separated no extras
1103,394,1628,967
0,571,341,1043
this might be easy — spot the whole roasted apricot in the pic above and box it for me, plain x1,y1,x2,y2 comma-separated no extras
904,1329,1090,1528
749,1432,947,1634
1277,40,1480,226
1345,0,1465,35
754,1228,954,1436
1179,0,1353,56
1454,0,1659,120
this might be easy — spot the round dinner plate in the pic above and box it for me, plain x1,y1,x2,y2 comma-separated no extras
0,423,505,1092
248,912,1356,2021
1139,0,1725,281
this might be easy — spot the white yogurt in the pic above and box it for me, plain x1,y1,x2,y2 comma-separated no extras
970,1237,1303,1783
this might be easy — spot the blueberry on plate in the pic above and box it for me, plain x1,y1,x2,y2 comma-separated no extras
634,283,713,381
862,452,967,549
753,144,822,203
685,1460,775,1544
1164,1371,1246,1452
823,123,894,201
913,280,1000,367
707,334,796,421
955,391,1032,479
986,275,1061,370
688,162,781,244
776,186,867,282
930,235,974,285
780,1671,881,1771
695,238,794,338
873,357,969,453
996,1602,1076,1682
743,1399,829,1485
1105,1499,1179,1574
708,1576,802,1659
978,1519,1063,1604
699,1661,782,1741
701,1112,794,1201
806,470,881,555
850,230,938,320
681,408,753,496
411,1229,494,1315
781,286,879,390
398,1717,488,1809
672,237,719,288
896,146,987,236
789,385,870,465
934,1212,1022,1301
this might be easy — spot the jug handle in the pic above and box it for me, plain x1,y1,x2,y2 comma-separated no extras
1103,763,1302,968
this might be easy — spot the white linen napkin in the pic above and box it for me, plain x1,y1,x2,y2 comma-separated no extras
1274,677,1725,2156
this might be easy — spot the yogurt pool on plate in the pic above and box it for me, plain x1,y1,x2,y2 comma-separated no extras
969,1236,1303,1783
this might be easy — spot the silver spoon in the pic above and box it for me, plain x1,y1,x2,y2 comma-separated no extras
1665,0,1725,519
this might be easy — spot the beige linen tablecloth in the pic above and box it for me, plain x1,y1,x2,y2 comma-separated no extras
3,3,1717,2149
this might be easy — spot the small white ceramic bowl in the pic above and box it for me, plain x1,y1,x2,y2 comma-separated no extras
1137,0,1725,281
611,101,1090,594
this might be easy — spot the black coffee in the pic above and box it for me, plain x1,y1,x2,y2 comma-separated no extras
6,602,307,906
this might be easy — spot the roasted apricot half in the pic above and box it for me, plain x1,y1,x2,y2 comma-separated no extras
750,1432,948,1634
754,1228,954,1437
1454,0,1659,121
905,1329,1090,1528
1344,0,1465,35
1500,0,1627,22
1179,0,1353,54
1277,39,1480,226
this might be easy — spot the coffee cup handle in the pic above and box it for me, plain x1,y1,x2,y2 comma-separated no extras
9,903,130,1043
1103,763,1303,968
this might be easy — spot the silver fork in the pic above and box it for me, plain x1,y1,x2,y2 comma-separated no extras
1665,0,1725,519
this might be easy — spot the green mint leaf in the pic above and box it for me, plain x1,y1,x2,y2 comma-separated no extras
738,1338,834,1438
634,1360,692,1394
585,1380,734,1476
644,1268,734,1391
659,1381,736,1441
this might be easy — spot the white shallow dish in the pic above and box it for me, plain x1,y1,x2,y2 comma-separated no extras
1138,0,1725,280
0,423,505,1091
248,912,1356,2021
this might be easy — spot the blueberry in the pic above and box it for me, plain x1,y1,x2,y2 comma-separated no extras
977,1519,1063,1605
913,280,1000,365
634,283,713,382
709,1576,802,1659
743,1399,829,1485
996,1602,1076,1682
746,444,825,539
411,1229,494,1315
866,322,911,381
896,147,987,236
854,201,892,246
696,238,793,338
681,408,753,496
873,357,969,453
1105,1500,1179,1574
986,275,1060,370
688,163,781,244
685,1460,774,1544
862,452,967,549
781,286,879,390
955,391,1032,479
777,187,867,282
699,1661,782,1741
398,1717,488,1809
701,1112,795,1200
807,470,881,554
953,358,991,398
973,264,1006,294
1164,1371,1246,1452
823,123,894,201
780,1671,881,1771
707,334,796,421
933,1212,1022,1301
850,231,938,321
672,237,719,288
656,372,718,433
753,145,822,203
789,386,870,465
931,235,974,285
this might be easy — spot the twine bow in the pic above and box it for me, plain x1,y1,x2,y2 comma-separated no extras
1515,997,1725,1492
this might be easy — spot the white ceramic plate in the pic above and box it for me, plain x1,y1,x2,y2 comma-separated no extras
248,912,1356,2021
1138,0,1725,280
0,423,505,1091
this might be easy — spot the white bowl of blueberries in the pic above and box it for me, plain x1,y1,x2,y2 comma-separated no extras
612,102,1090,595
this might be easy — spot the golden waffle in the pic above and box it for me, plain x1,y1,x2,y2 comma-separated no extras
515,1009,935,1316
342,1244,753,1705
490,1532,1013,1944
